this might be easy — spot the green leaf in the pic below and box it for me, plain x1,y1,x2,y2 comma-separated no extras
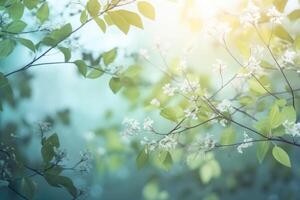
281,106,296,123
162,151,173,171
137,1,155,20
269,104,281,129
160,107,183,122
80,10,88,24
136,148,149,169
0,72,14,106
8,2,24,20
94,17,106,32
103,48,117,65
257,141,270,163
288,9,300,21
44,174,77,197
37,2,49,23
43,23,72,46
107,11,130,34
273,0,288,12
58,47,71,62
274,25,294,43
74,60,88,77
23,0,39,9
220,127,236,145
115,10,143,29
18,38,36,52
87,0,101,17
0,39,16,58
294,35,300,50
87,68,104,79
272,146,291,167
41,133,60,163
109,77,122,94
21,177,37,200
7,20,27,33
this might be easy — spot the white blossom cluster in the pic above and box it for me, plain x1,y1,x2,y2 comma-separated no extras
212,59,227,73
281,50,296,66
205,21,232,43
217,99,234,113
267,6,285,24
79,149,93,173
237,132,253,154
194,134,217,153
163,83,177,96
184,107,199,120
240,1,261,27
150,98,160,107
121,118,141,137
141,135,178,154
283,120,300,137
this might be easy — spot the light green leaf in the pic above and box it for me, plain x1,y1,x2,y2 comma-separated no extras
294,35,300,50
137,1,155,20
162,151,173,171
21,177,37,200
109,77,122,94
44,174,77,197
94,17,106,32
288,9,300,21
269,104,281,129
37,3,49,23
274,25,294,43
136,148,148,169
7,20,27,33
0,39,16,58
87,68,104,79
8,2,24,20
115,10,143,29
87,0,101,17
107,11,130,34
80,10,88,24
18,38,36,52
23,0,39,9
272,146,291,167
74,60,88,77
257,141,270,163
273,0,288,12
103,48,117,65
281,106,296,123
160,107,183,122
58,47,71,62
220,127,236,145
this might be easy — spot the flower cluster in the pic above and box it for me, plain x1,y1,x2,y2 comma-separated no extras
184,107,199,120
141,135,178,153
267,6,285,24
205,21,232,43
281,50,296,66
150,98,160,107
217,99,234,113
121,118,141,137
163,83,177,97
237,132,253,154
78,150,93,173
240,1,261,27
283,120,300,137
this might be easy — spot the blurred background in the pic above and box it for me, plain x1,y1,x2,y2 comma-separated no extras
1,0,300,199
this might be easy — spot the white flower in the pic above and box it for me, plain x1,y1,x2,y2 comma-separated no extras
184,108,198,120
196,134,216,152
205,21,232,43
178,80,199,94
139,48,150,59
159,135,177,150
267,6,285,24
240,1,261,27
237,132,253,154
121,118,141,137
281,50,296,65
217,99,234,113
219,119,228,127
163,83,177,96
141,137,158,153
150,98,160,107
244,55,262,74
283,120,300,137
178,58,188,71
212,59,227,73
143,117,154,131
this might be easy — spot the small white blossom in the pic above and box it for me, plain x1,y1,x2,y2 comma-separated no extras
244,56,262,74
178,58,188,71
281,50,296,65
141,137,157,153
184,108,198,120
212,59,227,73
178,80,199,94
159,135,177,150
163,83,177,96
143,117,154,131
237,132,253,154
139,48,150,59
196,134,216,152
150,98,160,107
217,99,234,113
219,119,228,127
121,118,141,137
283,120,300,137
240,1,261,27
205,21,232,43
267,6,285,24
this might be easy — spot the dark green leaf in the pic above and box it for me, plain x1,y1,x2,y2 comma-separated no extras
21,177,37,200
18,38,36,52
58,47,71,62
136,148,148,169
8,2,24,20
7,20,27,33
0,39,16,58
74,60,88,77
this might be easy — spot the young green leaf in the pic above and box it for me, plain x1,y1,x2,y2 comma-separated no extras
272,146,291,167
288,9,300,21
21,178,37,199
37,2,49,23
74,60,88,77
109,77,122,94
8,2,25,20
137,1,155,20
58,47,71,62
107,11,130,34
23,0,39,9
257,141,270,163
0,39,16,58
94,17,106,32
80,10,88,24
220,127,236,145
162,151,173,171
87,68,104,79
274,25,294,43
18,38,36,52
115,10,143,29
87,0,101,17
136,148,149,169
103,48,117,65
7,20,27,33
